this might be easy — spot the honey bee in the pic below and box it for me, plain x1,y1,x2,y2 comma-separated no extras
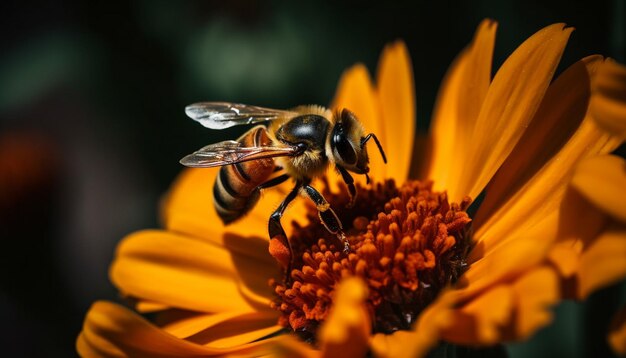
180,102,386,254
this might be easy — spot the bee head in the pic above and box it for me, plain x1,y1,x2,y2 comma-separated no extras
330,109,386,175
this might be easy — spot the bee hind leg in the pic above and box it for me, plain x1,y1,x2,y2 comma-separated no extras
268,181,302,277
301,184,349,253
258,173,290,190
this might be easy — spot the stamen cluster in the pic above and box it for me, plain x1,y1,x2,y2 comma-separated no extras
270,179,472,337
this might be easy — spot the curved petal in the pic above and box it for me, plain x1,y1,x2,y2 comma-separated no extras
442,285,513,344
547,239,583,278
443,266,559,345
609,305,626,356
331,64,386,182
156,310,281,349
577,224,626,298
505,266,559,340
376,40,416,182
77,301,295,357
110,230,279,314
163,168,309,245
318,277,370,358
590,59,626,139
571,155,626,223
135,300,170,313
426,19,496,197
458,24,573,201
371,289,459,358
461,212,557,297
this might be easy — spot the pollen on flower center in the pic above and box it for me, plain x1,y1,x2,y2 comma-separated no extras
269,179,473,339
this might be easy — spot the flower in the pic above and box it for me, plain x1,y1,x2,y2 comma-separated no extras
77,20,626,357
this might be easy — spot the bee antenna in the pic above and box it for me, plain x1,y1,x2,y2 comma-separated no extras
365,173,370,185
361,133,387,164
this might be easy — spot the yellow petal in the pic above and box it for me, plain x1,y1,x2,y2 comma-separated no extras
426,19,497,199
318,277,370,358
77,301,290,357
590,59,626,139
110,230,279,313
376,40,416,182
577,224,626,298
444,286,513,345
571,155,626,223
459,24,573,201
156,310,281,349
331,64,386,182
371,289,459,358
163,168,309,244
507,266,559,339
609,305,626,356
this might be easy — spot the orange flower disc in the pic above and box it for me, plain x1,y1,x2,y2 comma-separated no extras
270,179,473,339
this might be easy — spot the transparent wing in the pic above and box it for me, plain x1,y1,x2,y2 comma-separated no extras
185,102,297,129
180,140,300,168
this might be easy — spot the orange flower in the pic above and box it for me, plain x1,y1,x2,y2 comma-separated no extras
77,20,626,357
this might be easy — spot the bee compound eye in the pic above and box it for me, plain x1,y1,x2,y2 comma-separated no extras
336,137,357,165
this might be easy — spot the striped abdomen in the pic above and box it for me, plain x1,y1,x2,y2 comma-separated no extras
213,126,276,223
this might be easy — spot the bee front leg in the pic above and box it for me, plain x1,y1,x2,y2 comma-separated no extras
337,166,357,208
301,184,349,253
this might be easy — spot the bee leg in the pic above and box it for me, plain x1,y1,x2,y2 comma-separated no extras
337,166,357,208
301,184,349,253
258,173,290,190
268,181,302,275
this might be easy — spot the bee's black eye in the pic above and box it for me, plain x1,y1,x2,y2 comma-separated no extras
332,123,357,165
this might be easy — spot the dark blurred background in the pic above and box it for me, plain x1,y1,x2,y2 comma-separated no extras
0,0,624,357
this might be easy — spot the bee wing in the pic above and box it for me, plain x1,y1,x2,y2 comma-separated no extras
185,102,297,129
180,140,299,168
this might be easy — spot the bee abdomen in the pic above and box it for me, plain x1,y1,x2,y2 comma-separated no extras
213,126,275,223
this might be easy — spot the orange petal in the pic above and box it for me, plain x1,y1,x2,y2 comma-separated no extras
318,277,370,358
590,59,626,139
110,230,279,313
474,56,604,228
461,213,557,298
163,168,309,244
443,285,513,345
571,155,626,223
609,305,626,356
473,116,620,263
577,224,626,298
444,267,559,345
331,64,386,182
77,301,293,357
426,19,497,199
507,266,559,340
376,40,416,182
135,300,169,313
371,289,459,358
458,24,572,201
547,239,583,278
156,310,281,348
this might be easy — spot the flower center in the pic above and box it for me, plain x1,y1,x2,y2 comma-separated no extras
269,179,472,340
